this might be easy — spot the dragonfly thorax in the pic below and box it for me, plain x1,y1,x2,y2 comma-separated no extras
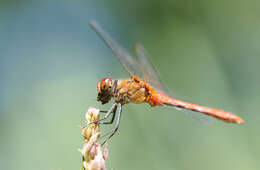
113,77,151,105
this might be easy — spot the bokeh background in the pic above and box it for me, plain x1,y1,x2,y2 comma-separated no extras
1,0,259,170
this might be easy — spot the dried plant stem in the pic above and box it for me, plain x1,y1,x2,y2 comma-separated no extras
79,107,108,170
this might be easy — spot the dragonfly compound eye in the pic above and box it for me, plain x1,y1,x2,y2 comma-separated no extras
97,77,113,104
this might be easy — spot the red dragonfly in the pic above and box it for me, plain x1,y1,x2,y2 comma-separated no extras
89,20,244,142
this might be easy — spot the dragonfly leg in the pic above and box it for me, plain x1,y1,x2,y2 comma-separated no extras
100,110,108,113
101,103,122,145
101,105,117,124
87,103,117,125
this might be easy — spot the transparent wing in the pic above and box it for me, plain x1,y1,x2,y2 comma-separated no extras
134,43,170,94
180,108,215,124
134,44,214,124
89,20,143,78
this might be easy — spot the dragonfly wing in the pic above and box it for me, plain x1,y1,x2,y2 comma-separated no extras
134,44,215,124
178,107,215,124
89,20,143,77
134,43,170,94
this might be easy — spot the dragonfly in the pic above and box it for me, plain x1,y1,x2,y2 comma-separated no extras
89,20,244,142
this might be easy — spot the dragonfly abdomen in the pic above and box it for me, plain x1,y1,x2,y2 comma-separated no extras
150,91,244,124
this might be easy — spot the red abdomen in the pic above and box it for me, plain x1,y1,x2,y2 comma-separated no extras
149,91,244,124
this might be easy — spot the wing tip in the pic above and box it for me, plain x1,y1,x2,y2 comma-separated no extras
89,20,99,29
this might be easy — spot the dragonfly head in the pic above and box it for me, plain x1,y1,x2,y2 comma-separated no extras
97,77,113,104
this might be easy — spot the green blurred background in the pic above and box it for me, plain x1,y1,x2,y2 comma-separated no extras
1,0,259,170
